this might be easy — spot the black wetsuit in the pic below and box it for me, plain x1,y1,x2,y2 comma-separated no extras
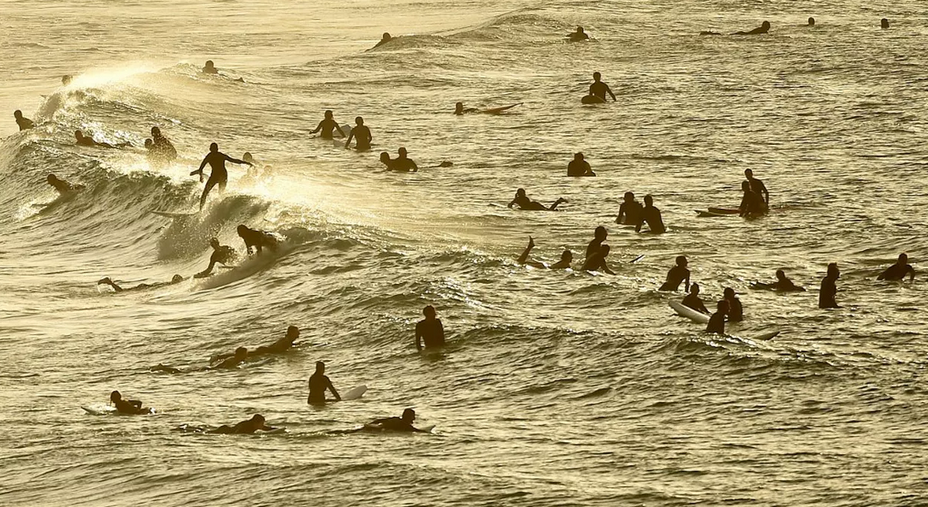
307,373,336,404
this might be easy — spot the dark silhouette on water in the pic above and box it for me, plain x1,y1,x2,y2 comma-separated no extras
586,226,608,260
877,253,915,282
581,244,615,274
744,169,769,209
388,147,418,172
366,408,426,432
739,181,766,217
588,72,616,102
660,255,690,292
148,126,177,163
723,287,743,322
706,300,728,334
616,191,643,226
213,347,248,369
374,32,393,48
568,152,595,176
636,195,666,234
682,283,709,314
311,110,346,140
455,102,477,115
203,60,219,74
752,269,805,291
734,21,770,35
210,414,276,434
517,236,573,269
46,174,84,195
508,188,567,210
98,274,184,292
416,305,445,351
194,238,239,278
212,326,300,366
345,116,372,150
193,143,253,210
819,262,840,308
308,361,341,404
881,18,889,29
110,391,152,414
13,110,33,131
807,17,815,27
567,26,590,42
237,224,279,254
75,130,126,148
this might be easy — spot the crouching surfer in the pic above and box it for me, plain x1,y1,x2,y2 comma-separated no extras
194,238,239,278
237,224,279,255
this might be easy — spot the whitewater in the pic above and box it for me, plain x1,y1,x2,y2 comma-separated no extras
2,0,927,505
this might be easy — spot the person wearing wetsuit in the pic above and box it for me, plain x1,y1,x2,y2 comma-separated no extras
98,274,184,292
616,192,643,226
819,262,840,308
807,17,815,27
110,391,151,414
194,238,239,278
706,300,728,334
739,181,766,217
75,130,122,148
877,253,915,282
210,414,275,434
567,152,595,176
568,26,590,42
754,269,805,291
345,116,372,151
391,147,418,172
581,244,615,274
14,110,34,131
743,169,769,208
589,72,616,102
881,19,889,29
415,305,445,351
307,361,341,404
636,195,666,234
46,174,84,195
310,110,346,139
723,287,743,322
660,255,690,292
150,127,177,162
517,236,573,269
367,408,424,432
734,21,770,35
193,143,253,210
682,283,709,314
586,226,608,260
508,188,567,211
237,224,279,255
253,326,300,355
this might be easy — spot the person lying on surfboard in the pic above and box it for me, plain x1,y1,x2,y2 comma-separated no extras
373,32,393,49
75,130,128,148
706,300,728,334
682,283,710,314
46,174,84,195
416,305,446,351
517,236,573,269
751,269,805,291
308,361,341,404
212,326,300,365
212,347,248,369
616,192,643,226
98,274,184,293
110,391,152,414
194,238,239,278
237,224,279,255
508,188,567,211
660,256,690,292
636,195,666,234
345,116,372,150
366,408,426,432
310,110,346,140
733,21,770,35
877,253,915,282
581,244,615,274
589,72,616,102
454,102,522,115
210,414,277,434
723,288,743,322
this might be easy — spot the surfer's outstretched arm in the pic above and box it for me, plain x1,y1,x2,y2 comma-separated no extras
517,237,535,264
310,121,324,135
606,85,616,101
328,379,341,401
224,154,251,166
344,129,355,149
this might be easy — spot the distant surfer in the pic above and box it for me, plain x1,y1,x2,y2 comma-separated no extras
192,142,253,210
738,181,766,217
374,32,393,48
110,391,152,414
615,191,643,226
733,21,770,35
307,361,341,404
660,255,690,292
743,169,769,209
567,26,590,42
75,130,126,148
586,226,608,260
508,188,567,211
13,110,34,131
682,283,709,314
310,110,346,139
237,224,279,254
723,288,743,322
150,126,177,162
415,305,445,351
819,262,840,308
588,72,616,102
881,18,889,29
194,238,239,278
366,408,426,432
877,253,915,282
455,102,521,115
212,326,300,365
212,347,248,369
46,174,84,195
517,236,573,269
454,102,477,115
636,195,666,234
752,269,805,291
567,152,595,176
210,414,277,434
345,116,372,150
203,60,219,74
581,244,615,274
706,300,728,335
98,274,184,292
807,17,815,27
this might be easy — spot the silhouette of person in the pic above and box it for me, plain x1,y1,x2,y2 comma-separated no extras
881,18,889,29
743,169,769,209
589,72,616,101
508,188,567,210
616,191,643,225
581,244,615,274
237,224,278,255
213,347,248,369
517,236,573,269
568,152,595,176
454,102,478,115
98,274,184,292
636,195,666,234
211,326,301,366
110,391,151,414
739,181,766,217
13,110,33,131
660,255,690,291
415,305,445,351
586,226,608,260
308,361,341,404
344,116,372,150
734,21,770,35
202,60,219,74
75,130,123,148
192,143,253,210
391,147,418,172
210,414,276,434
877,253,915,281
753,269,805,291
367,408,425,432
150,127,177,162
682,283,709,314
807,17,815,27
46,174,84,195
194,238,239,278
568,26,589,42
374,32,393,48
723,287,743,322
311,110,346,139
706,300,728,334
819,262,840,308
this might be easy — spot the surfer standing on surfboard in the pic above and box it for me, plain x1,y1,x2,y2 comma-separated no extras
192,143,253,210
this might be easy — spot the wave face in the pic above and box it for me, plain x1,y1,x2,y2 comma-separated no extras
2,1,928,506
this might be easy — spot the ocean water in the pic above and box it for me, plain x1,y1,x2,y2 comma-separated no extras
2,0,928,505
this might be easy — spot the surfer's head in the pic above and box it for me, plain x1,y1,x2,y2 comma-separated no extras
827,262,840,278
898,253,908,264
355,116,364,125
209,142,218,152
243,152,254,164
236,224,250,237
380,152,391,164
808,17,815,26
574,152,584,161
776,269,786,281
690,283,700,295
287,326,300,343
315,361,325,374
455,102,464,114
724,287,736,299
144,139,153,149
676,255,688,267
62,75,73,86
382,32,392,41
761,21,770,30
13,110,23,119
398,147,408,158
402,408,416,423
209,238,220,249
576,26,584,33
423,305,437,320
881,18,889,29
624,191,635,202
251,414,265,424
235,347,247,359
593,72,601,82
171,274,184,284
644,194,654,207
324,110,333,119
561,250,573,263
110,391,122,403
151,126,161,137
74,130,84,141
594,225,607,241
204,60,215,69
515,188,526,198
47,174,60,185
744,169,754,178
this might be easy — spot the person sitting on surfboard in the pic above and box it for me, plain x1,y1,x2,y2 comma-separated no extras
738,181,766,217
819,263,840,308
210,414,276,434
636,195,666,234
752,269,805,291
508,188,567,211
877,253,915,282
308,361,341,404
743,169,769,209
46,174,84,195
567,26,590,42
682,283,710,314
660,256,691,292
723,288,743,322
345,116,372,150
416,305,445,351
110,391,151,415
567,152,595,176
615,192,643,226
194,238,239,278
13,110,34,131
193,142,253,210
517,236,573,269
98,274,184,293
310,110,346,140
734,21,770,35
706,300,728,334
585,226,608,260
237,224,279,255
581,244,615,274
366,408,426,432
589,72,616,102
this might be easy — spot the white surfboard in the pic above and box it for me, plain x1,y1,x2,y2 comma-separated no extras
341,385,367,401
669,301,710,324
81,405,116,415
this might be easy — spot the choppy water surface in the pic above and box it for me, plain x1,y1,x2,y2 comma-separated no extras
2,0,927,505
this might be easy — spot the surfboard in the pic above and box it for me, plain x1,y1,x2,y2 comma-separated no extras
630,254,645,264
696,210,728,218
708,207,740,215
151,210,198,218
341,385,367,401
480,103,522,114
751,331,779,341
82,405,116,415
669,300,710,324
581,94,606,104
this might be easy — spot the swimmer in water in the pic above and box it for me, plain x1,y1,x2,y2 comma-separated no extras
46,174,85,195
586,226,608,260
454,102,478,115
636,195,666,234
567,152,595,176
752,269,805,291
819,262,840,308
743,169,769,209
660,255,690,292
98,274,184,292
682,283,710,314
202,60,219,75
192,142,253,210
212,347,248,369
877,253,915,282
374,32,393,48
723,287,743,322
567,26,590,42
310,110,346,140
366,408,426,432
807,17,815,27
237,224,279,255
615,191,643,226
416,305,445,351
507,188,567,211
706,300,728,334
110,390,152,414
734,21,770,35
345,116,372,150
75,130,125,148
517,236,573,269
391,147,418,172
307,361,341,404
194,238,239,278
589,72,616,102
210,414,276,434
739,181,766,217
13,110,34,131
581,244,615,274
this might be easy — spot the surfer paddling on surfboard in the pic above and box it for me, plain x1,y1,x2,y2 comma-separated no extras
209,414,277,434
308,361,341,404
212,326,300,366
454,102,522,115
193,143,253,210
877,253,915,282
508,188,567,211
366,408,427,432
416,305,445,351
109,391,152,414
517,237,573,269
46,174,84,195
752,269,805,291
98,274,184,292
